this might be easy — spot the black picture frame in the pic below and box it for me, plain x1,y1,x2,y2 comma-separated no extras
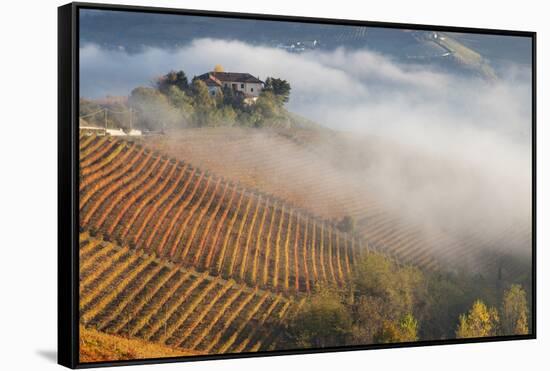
58,2,537,368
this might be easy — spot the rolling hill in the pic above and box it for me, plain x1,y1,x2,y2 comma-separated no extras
78,128,531,361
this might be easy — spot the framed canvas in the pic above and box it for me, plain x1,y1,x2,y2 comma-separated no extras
58,2,536,368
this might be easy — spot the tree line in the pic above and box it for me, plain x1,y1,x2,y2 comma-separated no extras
281,253,530,348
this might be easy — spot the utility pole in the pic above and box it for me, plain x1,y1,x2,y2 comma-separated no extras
129,108,133,131
104,109,107,130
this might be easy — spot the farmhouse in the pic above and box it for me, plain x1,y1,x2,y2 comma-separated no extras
196,71,264,104
80,123,142,137
79,115,142,136
80,126,142,136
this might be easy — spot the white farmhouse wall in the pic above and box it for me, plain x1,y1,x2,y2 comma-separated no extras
106,128,126,136
219,81,263,97
245,82,263,97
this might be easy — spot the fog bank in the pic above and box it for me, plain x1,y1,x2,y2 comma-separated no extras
80,39,532,266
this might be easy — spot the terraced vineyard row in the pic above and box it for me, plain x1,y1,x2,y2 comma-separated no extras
141,128,532,276
139,129,445,270
79,232,300,354
79,135,362,293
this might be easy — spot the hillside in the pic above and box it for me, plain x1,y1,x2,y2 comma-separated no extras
78,129,531,361
131,128,531,279
79,325,194,362
78,132,363,361
80,134,363,293
81,10,524,83
79,232,302,358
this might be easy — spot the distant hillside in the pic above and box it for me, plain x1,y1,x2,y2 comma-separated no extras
81,9,530,81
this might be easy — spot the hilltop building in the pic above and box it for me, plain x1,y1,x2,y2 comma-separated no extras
79,118,142,137
196,71,264,104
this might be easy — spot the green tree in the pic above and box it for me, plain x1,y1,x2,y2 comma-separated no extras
128,86,181,131
373,314,418,343
222,85,245,109
288,288,353,348
501,284,529,335
165,85,192,108
354,254,423,318
263,77,291,104
350,254,424,344
191,79,214,107
253,92,279,120
236,110,263,128
157,70,189,94
164,85,194,126
219,105,237,126
418,271,471,339
337,216,355,233
456,300,500,338
190,80,216,127
352,295,386,343
399,313,419,341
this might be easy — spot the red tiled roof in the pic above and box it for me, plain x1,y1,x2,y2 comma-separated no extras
197,72,263,84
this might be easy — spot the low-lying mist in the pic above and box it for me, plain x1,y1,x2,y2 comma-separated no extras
80,38,532,267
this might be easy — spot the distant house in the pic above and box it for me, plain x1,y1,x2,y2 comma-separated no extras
80,125,107,136
79,118,142,137
105,128,127,136
196,71,264,104
80,126,142,137
126,129,143,136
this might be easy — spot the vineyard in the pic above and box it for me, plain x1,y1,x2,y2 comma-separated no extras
78,129,531,361
136,128,532,277
78,133,367,360
79,232,302,354
136,129,445,269
79,135,363,294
